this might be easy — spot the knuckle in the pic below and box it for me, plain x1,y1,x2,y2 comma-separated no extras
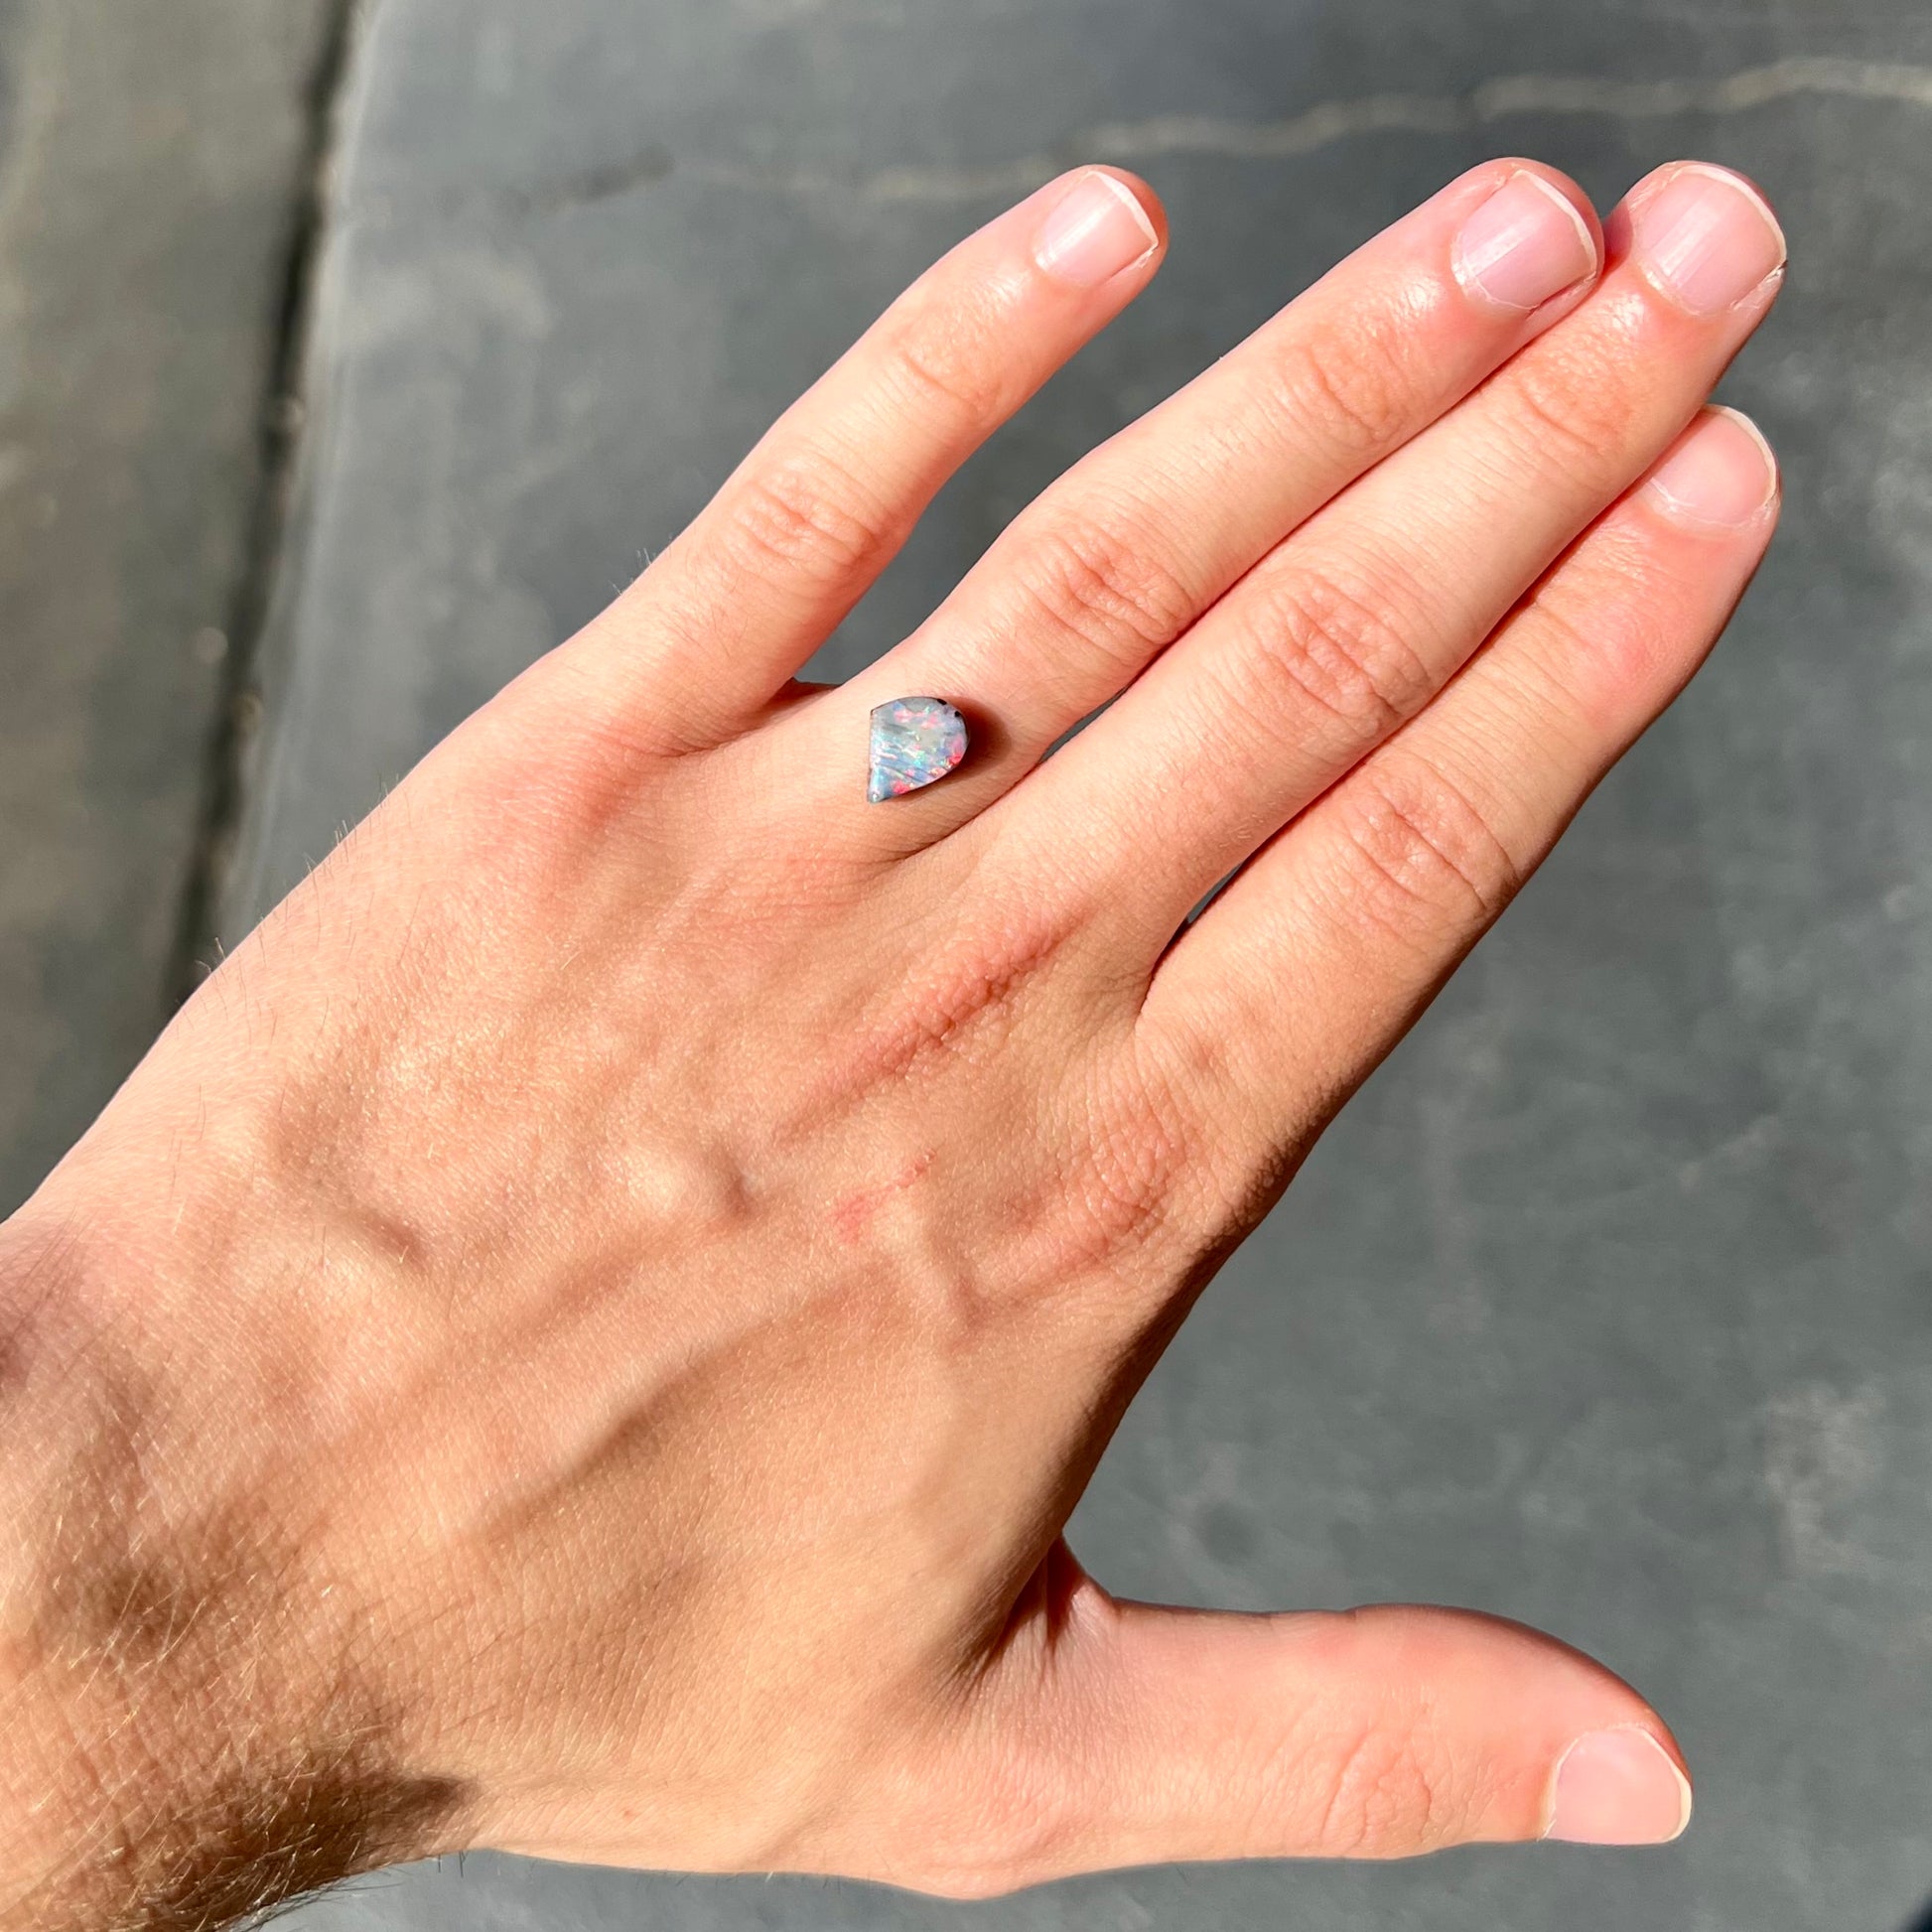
1242,561,1437,744
1010,519,1198,676
1313,1724,1461,1856
904,1768,1085,1900
724,451,895,589
1000,1058,1203,1296
1138,1017,1312,1251
878,297,1013,428
1270,313,1421,459
892,1646,1114,1898
1075,1088,1191,1260
1529,552,1680,701
908,1752,1091,1899
1056,1049,1233,1282
1500,341,1642,474
1329,754,1524,943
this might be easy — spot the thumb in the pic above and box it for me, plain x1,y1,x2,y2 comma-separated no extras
950,1562,1691,1889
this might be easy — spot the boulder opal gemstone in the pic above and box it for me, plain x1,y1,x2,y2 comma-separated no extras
867,696,969,802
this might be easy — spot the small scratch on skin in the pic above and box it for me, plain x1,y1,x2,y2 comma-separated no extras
829,1150,935,1244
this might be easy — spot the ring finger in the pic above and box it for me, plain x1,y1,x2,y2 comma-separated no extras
1136,402,1781,1177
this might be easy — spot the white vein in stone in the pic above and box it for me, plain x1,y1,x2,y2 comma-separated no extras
678,56,1932,205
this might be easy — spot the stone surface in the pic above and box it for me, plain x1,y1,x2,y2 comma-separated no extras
868,696,968,800
0,0,343,1215
220,1,1932,1928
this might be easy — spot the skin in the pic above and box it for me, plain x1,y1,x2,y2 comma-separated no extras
0,156,1783,1927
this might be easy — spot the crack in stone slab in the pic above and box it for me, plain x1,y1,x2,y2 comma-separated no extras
459,144,676,216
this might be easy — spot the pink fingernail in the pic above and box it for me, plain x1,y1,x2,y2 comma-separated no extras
1545,1727,1693,1846
1452,171,1598,312
1644,406,1780,528
1034,171,1160,288
1630,164,1786,315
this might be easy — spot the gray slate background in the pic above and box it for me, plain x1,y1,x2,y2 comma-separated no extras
0,0,342,1215
8,0,1932,1927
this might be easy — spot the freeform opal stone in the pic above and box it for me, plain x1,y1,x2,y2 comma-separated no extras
867,696,968,802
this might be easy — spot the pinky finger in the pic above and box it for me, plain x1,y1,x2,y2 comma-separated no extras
1140,405,1780,1149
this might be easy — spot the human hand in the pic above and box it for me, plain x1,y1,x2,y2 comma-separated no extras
1,155,1783,1928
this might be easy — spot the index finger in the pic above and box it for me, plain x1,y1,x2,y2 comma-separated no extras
759,159,1602,853
575,167,1168,749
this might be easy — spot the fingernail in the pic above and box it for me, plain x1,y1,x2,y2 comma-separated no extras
1452,171,1597,312
1644,406,1779,528
1545,1727,1694,1845
1035,171,1160,289
1630,163,1786,315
